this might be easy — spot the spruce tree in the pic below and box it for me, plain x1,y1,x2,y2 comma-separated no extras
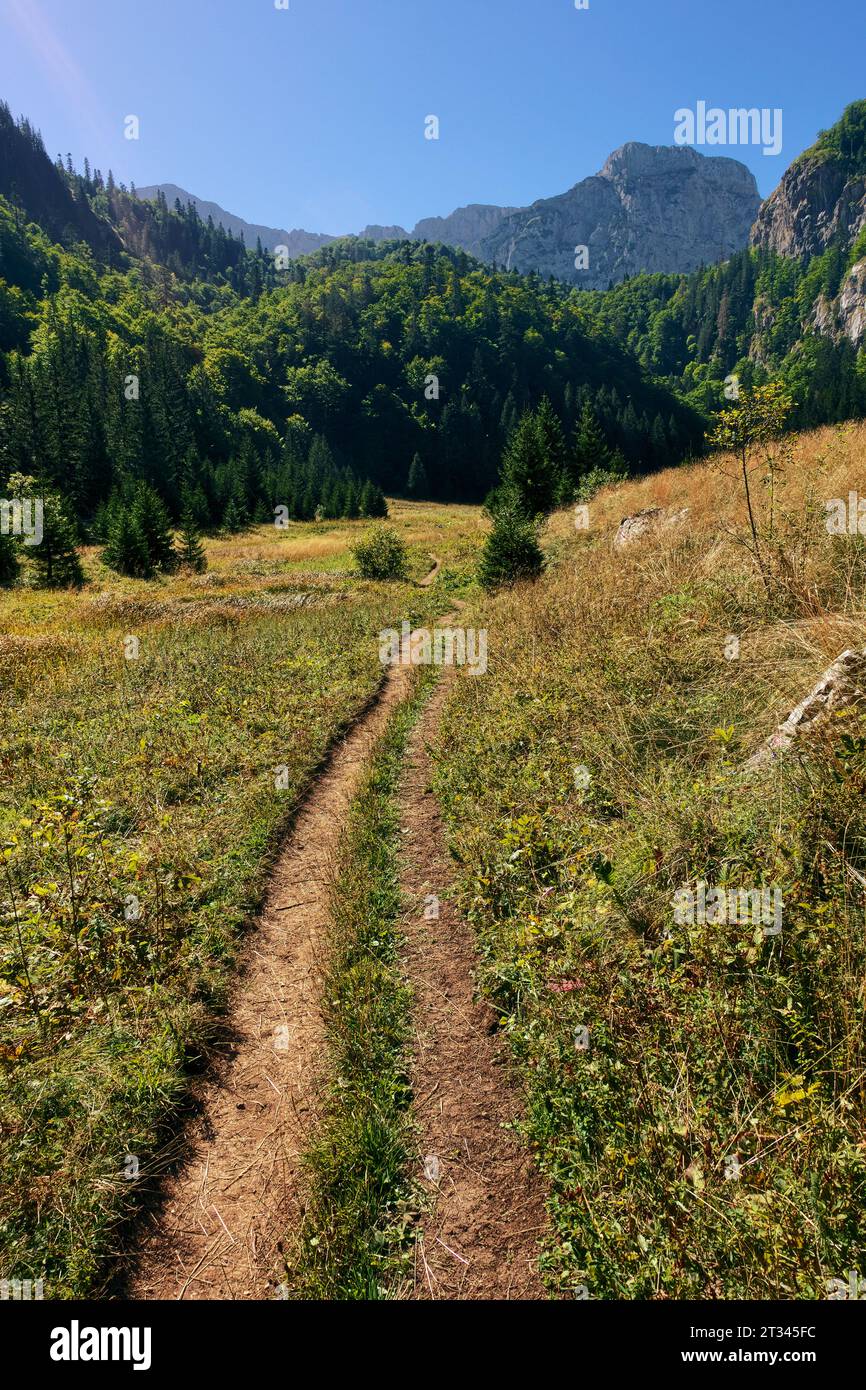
103,508,153,578
572,401,610,480
366,485,388,518
177,509,207,572
478,499,545,591
406,453,428,498
222,494,246,533
0,528,20,586
132,482,175,571
501,411,558,517
29,489,84,588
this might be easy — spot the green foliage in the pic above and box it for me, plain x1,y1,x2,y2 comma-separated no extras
0,527,20,586
102,483,175,579
501,409,562,517
406,453,428,498
352,526,409,582
802,99,866,181
5,473,83,589
176,511,207,573
478,499,545,590
0,169,702,532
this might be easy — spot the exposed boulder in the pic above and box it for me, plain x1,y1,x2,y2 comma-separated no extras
745,647,866,772
614,506,690,549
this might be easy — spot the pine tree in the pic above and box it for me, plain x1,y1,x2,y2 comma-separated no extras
132,482,175,571
0,528,20,586
406,453,428,498
366,485,388,518
478,499,545,591
22,486,84,588
572,401,610,480
177,509,207,572
535,397,567,485
222,494,246,533
103,508,153,578
501,410,558,517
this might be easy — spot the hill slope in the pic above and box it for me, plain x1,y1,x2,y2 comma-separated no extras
435,418,866,1297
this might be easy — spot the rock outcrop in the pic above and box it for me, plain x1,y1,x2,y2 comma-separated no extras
745,648,866,772
477,144,760,289
750,160,866,263
137,143,760,290
614,507,690,549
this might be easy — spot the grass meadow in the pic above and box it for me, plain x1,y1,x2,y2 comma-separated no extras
0,501,484,1296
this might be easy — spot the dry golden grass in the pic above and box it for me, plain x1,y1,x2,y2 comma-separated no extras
436,421,866,1299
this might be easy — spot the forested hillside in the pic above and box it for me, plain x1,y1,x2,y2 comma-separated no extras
577,102,866,429
0,102,703,541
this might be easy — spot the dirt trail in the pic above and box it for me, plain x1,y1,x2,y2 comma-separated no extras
130,560,548,1300
417,554,442,587
130,662,413,1301
400,673,549,1300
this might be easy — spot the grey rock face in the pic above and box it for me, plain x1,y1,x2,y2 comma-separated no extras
750,158,866,262
837,260,866,345
138,142,759,288
745,648,866,772
412,203,516,259
358,223,411,242
614,506,690,549
477,144,760,289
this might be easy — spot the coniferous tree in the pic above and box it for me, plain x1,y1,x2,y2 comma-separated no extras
7,475,84,588
103,507,152,577
406,453,428,498
501,410,559,517
0,527,20,586
177,509,207,572
572,401,610,480
132,481,175,571
478,498,545,591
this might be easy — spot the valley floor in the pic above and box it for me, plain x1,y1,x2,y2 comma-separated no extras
3,427,866,1299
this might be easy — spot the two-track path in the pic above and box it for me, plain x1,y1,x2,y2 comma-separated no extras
130,565,548,1300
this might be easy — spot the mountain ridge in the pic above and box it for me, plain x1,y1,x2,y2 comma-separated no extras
136,141,761,289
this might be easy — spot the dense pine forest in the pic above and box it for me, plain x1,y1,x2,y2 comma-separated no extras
0,100,705,558
3,97,866,572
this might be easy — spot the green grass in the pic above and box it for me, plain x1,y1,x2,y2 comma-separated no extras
288,669,437,1300
0,509,482,1297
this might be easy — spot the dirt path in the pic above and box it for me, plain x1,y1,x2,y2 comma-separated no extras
417,554,442,587
400,674,549,1300
130,664,413,1301
130,560,548,1300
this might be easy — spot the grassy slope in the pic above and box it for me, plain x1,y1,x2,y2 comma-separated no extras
435,421,866,1299
0,503,484,1296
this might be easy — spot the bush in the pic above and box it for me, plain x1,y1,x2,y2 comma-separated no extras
575,450,629,502
478,500,545,590
352,526,408,581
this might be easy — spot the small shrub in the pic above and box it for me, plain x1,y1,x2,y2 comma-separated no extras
352,527,408,581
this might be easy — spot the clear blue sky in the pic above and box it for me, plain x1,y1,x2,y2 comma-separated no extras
0,0,863,235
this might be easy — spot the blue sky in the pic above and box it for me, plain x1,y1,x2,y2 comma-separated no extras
0,0,863,235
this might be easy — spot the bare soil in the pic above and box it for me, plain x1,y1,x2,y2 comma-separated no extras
129,665,412,1300
400,674,549,1300
130,576,549,1301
